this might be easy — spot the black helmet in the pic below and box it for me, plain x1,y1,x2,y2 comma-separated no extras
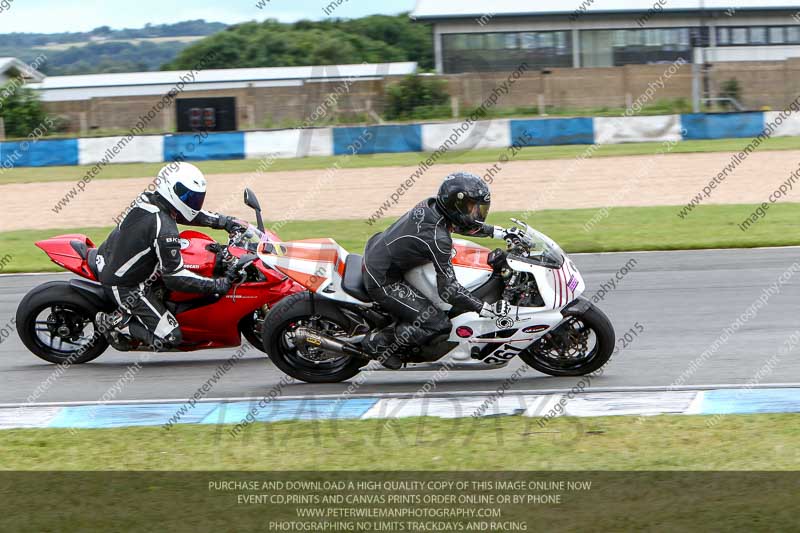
435,172,491,232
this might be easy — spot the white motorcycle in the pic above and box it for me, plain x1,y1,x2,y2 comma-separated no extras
257,219,615,383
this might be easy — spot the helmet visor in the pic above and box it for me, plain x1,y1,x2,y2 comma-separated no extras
460,199,490,223
476,202,490,222
173,182,206,212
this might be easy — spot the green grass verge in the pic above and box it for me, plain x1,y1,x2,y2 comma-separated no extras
2,414,797,531
1,136,798,185
1,413,798,470
3,204,799,273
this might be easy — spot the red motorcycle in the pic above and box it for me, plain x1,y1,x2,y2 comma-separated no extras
15,189,302,364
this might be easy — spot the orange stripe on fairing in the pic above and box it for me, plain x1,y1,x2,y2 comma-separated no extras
268,242,340,263
279,267,328,291
452,242,492,271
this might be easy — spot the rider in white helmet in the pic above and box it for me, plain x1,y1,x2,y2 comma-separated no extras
95,161,245,350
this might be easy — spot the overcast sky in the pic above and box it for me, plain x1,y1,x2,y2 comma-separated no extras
2,0,417,33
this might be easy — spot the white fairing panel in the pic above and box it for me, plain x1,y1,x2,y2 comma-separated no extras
505,256,585,310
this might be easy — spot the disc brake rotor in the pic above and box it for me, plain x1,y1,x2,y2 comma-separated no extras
40,306,92,350
535,318,591,361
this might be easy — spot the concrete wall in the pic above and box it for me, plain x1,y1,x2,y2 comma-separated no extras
44,79,389,134
42,60,800,133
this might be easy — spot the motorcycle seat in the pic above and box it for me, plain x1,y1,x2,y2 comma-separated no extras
70,239,89,259
342,254,371,302
87,248,100,279
71,239,101,279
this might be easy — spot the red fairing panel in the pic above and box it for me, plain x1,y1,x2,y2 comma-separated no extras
35,234,97,281
176,277,300,348
178,230,218,279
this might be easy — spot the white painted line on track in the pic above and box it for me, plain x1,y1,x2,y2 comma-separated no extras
3,382,799,409
684,390,705,415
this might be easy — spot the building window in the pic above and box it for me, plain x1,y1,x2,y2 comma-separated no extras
678,28,690,46
715,25,800,46
521,32,537,49
717,27,730,45
769,27,785,44
484,33,502,49
441,31,572,73
581,28,692,67
555,31,568,50
749,27,767,44
731,28,748,45
464,34,486,50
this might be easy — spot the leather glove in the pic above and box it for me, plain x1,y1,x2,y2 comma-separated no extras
220,215,247,234
502,227,526,247
212,276,232,296
224,258,239,279
479,300,511,318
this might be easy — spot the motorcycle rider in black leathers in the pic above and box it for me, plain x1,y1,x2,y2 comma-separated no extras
362,172,512,369
94,162,244,350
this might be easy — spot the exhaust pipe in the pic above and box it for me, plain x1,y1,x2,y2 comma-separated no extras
293,328,369,361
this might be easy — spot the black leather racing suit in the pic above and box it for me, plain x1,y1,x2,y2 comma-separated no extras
363,197,494,353
96,192,229,347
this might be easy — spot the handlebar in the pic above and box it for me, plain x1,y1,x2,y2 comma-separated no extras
227,223,263,251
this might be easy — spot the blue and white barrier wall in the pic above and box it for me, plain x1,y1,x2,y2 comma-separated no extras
1,111,795,168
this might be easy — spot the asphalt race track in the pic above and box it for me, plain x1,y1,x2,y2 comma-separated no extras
2,248,800,405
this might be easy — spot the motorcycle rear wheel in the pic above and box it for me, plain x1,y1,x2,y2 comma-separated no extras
519,303,614,377
16,283,109,364
261,292,364,383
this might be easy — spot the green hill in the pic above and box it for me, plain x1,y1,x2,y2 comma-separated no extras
163,14,433,71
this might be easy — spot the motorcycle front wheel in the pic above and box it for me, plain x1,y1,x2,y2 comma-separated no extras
261,292,364,383
519,303,615,377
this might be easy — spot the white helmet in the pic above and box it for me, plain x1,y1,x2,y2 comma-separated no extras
155,162,207,223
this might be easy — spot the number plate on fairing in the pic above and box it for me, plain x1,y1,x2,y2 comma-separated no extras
482,343,524,365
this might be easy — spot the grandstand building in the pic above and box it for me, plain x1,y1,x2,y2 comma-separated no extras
410,0,800,73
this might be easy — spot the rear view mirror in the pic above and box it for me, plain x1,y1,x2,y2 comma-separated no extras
243,188,265,232
244,188,261,211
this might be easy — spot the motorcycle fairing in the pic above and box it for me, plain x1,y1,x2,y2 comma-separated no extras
506,255,585,310
451,239,492,272
257,237,496,307
36,234,98,280
257,238,365,305
444,309,566,366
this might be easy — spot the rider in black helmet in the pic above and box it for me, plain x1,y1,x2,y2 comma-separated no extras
362,172,513,369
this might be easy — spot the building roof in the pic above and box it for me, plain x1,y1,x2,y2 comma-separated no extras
0,57,46,82
411,0,800,20
28,61,417,102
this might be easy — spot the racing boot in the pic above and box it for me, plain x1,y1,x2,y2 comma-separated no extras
361,329,404,370
95,311,125,336
95,311,135,351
